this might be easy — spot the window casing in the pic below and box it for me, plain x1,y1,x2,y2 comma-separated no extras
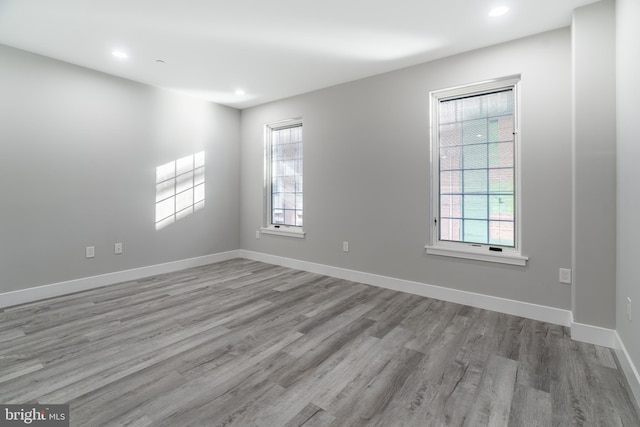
261,118,304,238
426,76,527,266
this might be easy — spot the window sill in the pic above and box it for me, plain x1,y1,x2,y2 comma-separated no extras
425,245,528,266
260,227,306,239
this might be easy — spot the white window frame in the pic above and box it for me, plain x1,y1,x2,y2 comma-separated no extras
260,118,305,239
425,76,527,266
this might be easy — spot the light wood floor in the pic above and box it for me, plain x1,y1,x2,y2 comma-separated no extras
1,259,638,426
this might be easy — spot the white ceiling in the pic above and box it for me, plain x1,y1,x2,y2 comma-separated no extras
0,0,599,109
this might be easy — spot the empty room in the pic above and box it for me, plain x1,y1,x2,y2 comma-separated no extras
1,0,639,425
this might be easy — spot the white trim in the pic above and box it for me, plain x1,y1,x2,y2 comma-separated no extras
0,250,241,309
238,250,570,326
260,226,305,239
430,75,522,100
569,319,617,348
614,331,640,409
425,245,528,266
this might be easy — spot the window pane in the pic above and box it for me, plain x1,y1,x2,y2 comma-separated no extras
463,119,487,144
488,116,514,142
462,169,488,193
284,210,296,225
273,209,285,224
489,221,514,246
489,168,513,194
440,123,463,147
282,176,296,193
441,195,462,218
463,195,488,220
439,100,460,124
487,90,514,116
440,218,461,241
489,195,514,221
440,171,461,194
488,142,513,168
440,146,462,171
272,193,284,210
462,144,488,169
283,193,296,209
462,97,487,120
463,219,488,244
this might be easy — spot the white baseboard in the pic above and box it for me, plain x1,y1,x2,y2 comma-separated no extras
0,250,241,309
614,332,640,409
238,250,572,327
569,320,617,348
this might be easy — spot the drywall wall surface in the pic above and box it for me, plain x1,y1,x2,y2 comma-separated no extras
0,44,240,293
616,0,640,384
240,28,573,310
572,0,617,329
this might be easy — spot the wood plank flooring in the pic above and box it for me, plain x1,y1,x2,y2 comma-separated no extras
1,259,638,426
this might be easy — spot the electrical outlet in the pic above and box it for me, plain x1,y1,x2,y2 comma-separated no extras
627,297,632,321
256,230,260,239
86,246,95,259
114,243,123,255
343,241,349,252
559,268,571,284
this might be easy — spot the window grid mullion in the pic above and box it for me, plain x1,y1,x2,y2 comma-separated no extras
486,113,490,244
460,105,465,243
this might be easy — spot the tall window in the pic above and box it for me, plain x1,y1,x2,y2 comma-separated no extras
428,76,526,266
262,119,304,238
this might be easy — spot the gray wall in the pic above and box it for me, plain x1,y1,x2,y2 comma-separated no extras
0,44,240,293
240,28,573,310
572,0,617,328
616,0,640,383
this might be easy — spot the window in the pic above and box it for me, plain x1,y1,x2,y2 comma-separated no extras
426,76,527,266
155,152,205,230
261,118,304,238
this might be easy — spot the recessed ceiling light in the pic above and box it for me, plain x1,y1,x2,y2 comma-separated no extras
235,89,246,96
489,6,509,17
112,51,128,59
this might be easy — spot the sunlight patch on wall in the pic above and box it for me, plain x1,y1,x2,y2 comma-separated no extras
155,152,205,230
